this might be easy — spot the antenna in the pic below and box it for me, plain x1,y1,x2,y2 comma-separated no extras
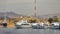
34,0,37,17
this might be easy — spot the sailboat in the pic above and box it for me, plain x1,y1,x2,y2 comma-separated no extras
2,13,7,28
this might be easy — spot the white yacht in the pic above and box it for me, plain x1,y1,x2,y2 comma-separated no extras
15,20,31,29
50,22,60,29
39,22,48,29
31,23,40,29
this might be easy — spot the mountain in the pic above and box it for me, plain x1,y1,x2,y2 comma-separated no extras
0,12,60,18
0,12,22,18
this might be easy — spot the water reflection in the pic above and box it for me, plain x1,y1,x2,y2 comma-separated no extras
0,28,60,34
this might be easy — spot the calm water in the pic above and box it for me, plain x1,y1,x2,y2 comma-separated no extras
0,28,60,34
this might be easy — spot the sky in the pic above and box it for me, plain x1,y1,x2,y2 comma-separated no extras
0,0,60,16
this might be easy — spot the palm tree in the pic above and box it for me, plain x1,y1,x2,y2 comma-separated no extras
53,16,58,22
48,18,53,23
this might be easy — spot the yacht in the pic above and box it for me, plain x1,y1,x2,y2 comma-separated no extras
50,22,60,29
39,22,48,29
15,20,31,29
31,23,40,29
15,20,22,29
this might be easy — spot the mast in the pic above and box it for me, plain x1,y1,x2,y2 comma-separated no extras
3,8,7,22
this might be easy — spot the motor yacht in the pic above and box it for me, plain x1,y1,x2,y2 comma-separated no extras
31,23,40,29
50,22,60,29
39,22,48,29
15,20,31,29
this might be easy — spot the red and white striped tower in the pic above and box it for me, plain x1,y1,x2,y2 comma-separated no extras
34,0,37,17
